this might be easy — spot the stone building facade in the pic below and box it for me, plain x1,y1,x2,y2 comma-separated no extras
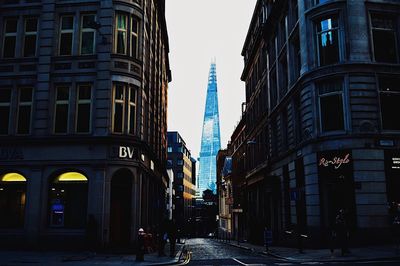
240,0,400,246
0,0,171,248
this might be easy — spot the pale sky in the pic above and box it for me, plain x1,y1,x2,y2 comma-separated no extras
166,0,257,158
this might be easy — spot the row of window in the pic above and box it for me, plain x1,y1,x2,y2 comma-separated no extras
1,13,140,58
318,75,400,132
247,11,399,123
249,75,400,166
0,83,137,135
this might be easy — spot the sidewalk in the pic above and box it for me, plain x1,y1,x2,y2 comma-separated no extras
0,242,185,266
217,238,400,263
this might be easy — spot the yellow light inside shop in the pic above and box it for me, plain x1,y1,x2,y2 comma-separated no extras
1,173,27,182
57,172,88,182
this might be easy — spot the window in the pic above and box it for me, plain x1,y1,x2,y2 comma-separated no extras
59,16,74,56
177,172,183,178
112,84,125,133
318,79,344,132
23,18,38,57
371,14,398,63
167,146,172,152
269,66,277,108
0,173,27,228
3,18,17,58
379,76,400,130
111,83,137,134
48,172,88,228
115,14,127,54
76,85,91,133
177,160,183,166
0,88,11,135
131,17,139,58
54,86,70,133
128,85,137,134
17,88,33,134
80,15,96,55
316,17,340,66
279,51,288,98
290,32,301,83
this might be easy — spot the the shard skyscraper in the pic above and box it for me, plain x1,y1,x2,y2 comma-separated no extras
198,62,221,195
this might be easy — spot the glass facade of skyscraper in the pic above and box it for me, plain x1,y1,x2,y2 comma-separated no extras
198,62,221,195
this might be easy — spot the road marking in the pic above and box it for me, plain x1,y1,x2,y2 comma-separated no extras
232,258,248,265
274,263,295,266
232,258,266,266
356,261,400,264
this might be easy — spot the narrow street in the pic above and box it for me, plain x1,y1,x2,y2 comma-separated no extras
184,238,400,266
185,238,281,265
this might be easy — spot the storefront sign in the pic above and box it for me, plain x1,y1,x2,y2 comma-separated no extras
109,146,137,160
319,153,350,169
391,157,400,170
119,146,135,159
0,147,23,160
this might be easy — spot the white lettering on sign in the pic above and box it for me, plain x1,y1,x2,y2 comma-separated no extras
319,153,350,169
392,157,400,169
119,146,135,159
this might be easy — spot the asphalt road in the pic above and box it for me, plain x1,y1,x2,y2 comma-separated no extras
184,238,400,266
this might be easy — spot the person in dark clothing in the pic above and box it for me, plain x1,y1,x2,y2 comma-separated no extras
158,220,168,256
86,214,98,252
335,209,350,256
136,228,145,262
168,220,177,257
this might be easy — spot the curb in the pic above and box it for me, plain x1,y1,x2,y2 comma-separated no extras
217,239,400,263
261,250,400,263
145,244,186,266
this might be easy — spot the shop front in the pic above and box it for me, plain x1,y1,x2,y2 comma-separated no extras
318,150,357,232
384,150,400,206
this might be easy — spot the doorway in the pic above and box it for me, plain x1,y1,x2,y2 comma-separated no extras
110,169,132,247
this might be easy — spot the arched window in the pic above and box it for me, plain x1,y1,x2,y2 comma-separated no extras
0,172,27,228
48,172,88,228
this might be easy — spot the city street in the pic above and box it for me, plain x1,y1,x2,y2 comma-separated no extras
185,238,400,266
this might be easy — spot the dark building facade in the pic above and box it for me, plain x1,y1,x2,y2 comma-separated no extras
0,0,171,248
167,131,196,235
239,0,400,246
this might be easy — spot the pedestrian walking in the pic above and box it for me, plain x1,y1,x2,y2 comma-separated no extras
335,209,350,256
144,226,154,254
168,220,177,257
158,220,167,256
136,228,145,262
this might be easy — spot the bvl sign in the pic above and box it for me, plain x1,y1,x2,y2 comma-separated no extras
119,146,135,159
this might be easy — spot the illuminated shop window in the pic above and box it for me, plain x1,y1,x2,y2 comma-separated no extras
48,172,88,228
0,173,27,228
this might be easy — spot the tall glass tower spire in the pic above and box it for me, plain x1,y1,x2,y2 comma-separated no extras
198,62,221,195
